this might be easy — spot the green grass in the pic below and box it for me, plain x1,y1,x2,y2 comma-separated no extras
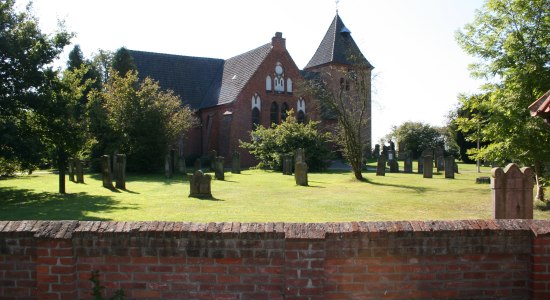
0,162,548,222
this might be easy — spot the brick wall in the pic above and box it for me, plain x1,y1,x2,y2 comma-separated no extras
1,220,549,299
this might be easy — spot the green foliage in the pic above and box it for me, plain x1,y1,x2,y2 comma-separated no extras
0,0,72,175
92,71,196,172
386,122,453,159
90,270,125,300
455,0,550,166
111,47,136,77
240,111,332,171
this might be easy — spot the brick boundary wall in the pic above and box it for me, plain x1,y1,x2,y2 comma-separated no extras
0,220,549,300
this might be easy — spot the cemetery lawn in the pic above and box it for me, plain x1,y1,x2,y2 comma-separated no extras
0,163,548,222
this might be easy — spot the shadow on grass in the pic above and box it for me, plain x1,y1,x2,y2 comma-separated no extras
0,187,137,221
188,196,225,201
359,177,431,193
89,172,190,186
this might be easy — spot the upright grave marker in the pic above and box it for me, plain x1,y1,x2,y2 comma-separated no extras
404,156,413,173
492,163,534,219
214,157,225,180
231,151,241,174
101,155,113,189
115,154,126,189
282,154,293,175
444,156,455,179
423,155,433,178
189,170,212,199
295,161,308,186
376,156,386,176
75,159,84,183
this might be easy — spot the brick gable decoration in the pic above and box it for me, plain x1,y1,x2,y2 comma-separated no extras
129,14,373,167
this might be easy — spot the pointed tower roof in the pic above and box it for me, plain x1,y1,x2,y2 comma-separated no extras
305,14,373,70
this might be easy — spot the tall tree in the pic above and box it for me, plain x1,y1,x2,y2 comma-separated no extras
386,122,449,160
111,47,136,77
0,0,72,174
67,44,85,70
455,0,550,199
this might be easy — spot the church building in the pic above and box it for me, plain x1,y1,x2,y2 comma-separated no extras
129,14,372,167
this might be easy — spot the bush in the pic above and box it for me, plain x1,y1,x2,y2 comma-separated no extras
240,111,332,171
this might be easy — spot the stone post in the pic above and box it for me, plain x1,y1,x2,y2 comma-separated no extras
294,161,308,186
294,148,305,164
214,157,225,180
376,156,386,176
491,163,534,219
75,159,84,183
101,155,113,189
423,155,433,178
68,158,75,182
189,170,212,199
112,152,118,181
115,154,126,190
444,156,455,179
231,151,241,174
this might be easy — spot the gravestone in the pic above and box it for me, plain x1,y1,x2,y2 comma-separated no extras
208,150,217,171
388,159,399,173
165,154,173,179
294,161,308,186
294,148,305,164
476,177,491,184
404,156,413,173
178,156,187,174
389,140,396,161
376,156,386,176
214,157,225,180
75,159,84,183
423,155,433,178
68,158,75,182
417,158,424,174
434,148,444,169
373,144,380,158
115,154,126,189
112,152,118,181
491,163,534,219
444,156,455,179
231,151,241,174
282,154,293,175
454,162,459,174
421,149,433,161
194,158,201,171
101,155,113,189
189,170,212,199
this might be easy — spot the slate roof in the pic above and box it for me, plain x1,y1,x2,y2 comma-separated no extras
305,14,373,70
129,50,224,110
529,89,550,119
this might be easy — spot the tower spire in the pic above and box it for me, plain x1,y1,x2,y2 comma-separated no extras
335,0,339,14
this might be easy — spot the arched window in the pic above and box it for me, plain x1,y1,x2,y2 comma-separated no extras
281,102,289,122
286,78,293,94
297,110,305,124
266,75,272,92
270,102,279,125
297,97,306,114
252,107,260,128
251,94,261,110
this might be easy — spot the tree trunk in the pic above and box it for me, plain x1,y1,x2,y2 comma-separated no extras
534,160,545,201
57,150,67,194
352,167,363,180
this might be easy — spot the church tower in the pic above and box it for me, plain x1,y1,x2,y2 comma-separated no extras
305,13,374,156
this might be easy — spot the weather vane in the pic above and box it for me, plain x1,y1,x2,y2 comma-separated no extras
336,0,340,14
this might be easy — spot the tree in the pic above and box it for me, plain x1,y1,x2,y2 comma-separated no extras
240,111,333,171
91,71,196,172
304,61,372,180
111,47,136,77
455,0,550,200
0,0,72,174
386,122,448,159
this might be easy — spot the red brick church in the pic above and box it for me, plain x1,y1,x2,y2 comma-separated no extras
129,14,372,167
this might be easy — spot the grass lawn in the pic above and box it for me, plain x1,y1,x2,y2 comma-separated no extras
0,162,548,222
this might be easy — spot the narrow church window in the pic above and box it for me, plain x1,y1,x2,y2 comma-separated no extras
297,97,306,114
251,94,261,110
270,102,279,124
286,78,293,94
297,110,305,124
281,102,289,122
266,76,272,92
252,107,260,128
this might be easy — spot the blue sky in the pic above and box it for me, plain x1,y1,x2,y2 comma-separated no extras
25,0,485,144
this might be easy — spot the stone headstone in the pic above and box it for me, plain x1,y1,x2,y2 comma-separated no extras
404,156,413,173
165,154,173,179
178,156,187,174
454,162,459,174
421,149,433,161
75,159,84,183
388,159,399,173
436,156,445,172
476,177,491,184
282,154,293,175
189,170,212,199
423,155,433,178
417,158,424,174
294,148,305,164
491,163,534,219
373,144,380,158
112,152,118,181
68,158,75,182
294,161,308,186
444,156,455,179
208,150,217,171
231,151,241,174
115,154,126,189
389,140,396,160
194,158,201,171
376,156,386,176
214,157,224,180
101,155,113,189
